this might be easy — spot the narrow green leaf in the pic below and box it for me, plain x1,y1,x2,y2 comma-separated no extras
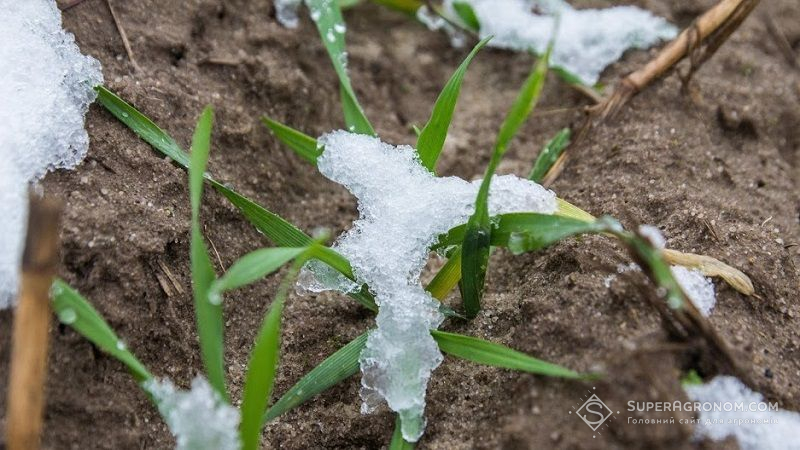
307,0,375,135
212,247,306,295
94,86,189,168
551,66,587,86
261,117,321,165
189,106,227,400
439,214,613,252
615,231,686,310
263,332,368,423
451,1,480,32
51,279,152,382
425,247,462,301
494,49,551,155
431,330,581,379
416,36,491,172
460,47,551,319
389,414,415,450
94,86,312,249
94,87,378,312
239,262,301,450
528,128,570,182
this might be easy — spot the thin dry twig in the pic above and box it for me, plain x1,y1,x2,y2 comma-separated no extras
6,196,62,450
106,0,141,72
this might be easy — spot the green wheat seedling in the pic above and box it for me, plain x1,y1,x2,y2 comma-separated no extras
58,81,587,447
55,1,752,447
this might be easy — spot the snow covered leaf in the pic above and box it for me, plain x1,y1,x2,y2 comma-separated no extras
416,36,491,172
261,117,321,165
306,0,375,135
263,331,368,423
461,45,550,319
51,279,152,382
431,330,582,379
188,106,227,400
305,130,556,441
528,128,570,183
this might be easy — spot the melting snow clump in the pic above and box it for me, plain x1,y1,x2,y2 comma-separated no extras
143,377,241,450
671,266,716,316
684,376,800,450
300,130,556,441
439,0,678,85
0,0,103,308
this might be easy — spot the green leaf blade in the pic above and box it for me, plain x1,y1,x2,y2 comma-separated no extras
188,106,227,400
307,0,375,135
51,279,152,382
431,330,581,379
239,264,299,450
451,1,480,32
263,331,368,423
528,128,570,183
460,49,551,319
262,117,321,165
425,246,462,301
213,247,306,295
494,48,551,156
416,36,490,172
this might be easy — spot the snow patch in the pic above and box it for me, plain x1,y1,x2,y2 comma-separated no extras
441,0,678,85
301,130,556,441
684,376,800,450
143,377,241,450
671,266,716,317
0,0,102,308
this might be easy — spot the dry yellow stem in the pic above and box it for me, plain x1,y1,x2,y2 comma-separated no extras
662,248,754,296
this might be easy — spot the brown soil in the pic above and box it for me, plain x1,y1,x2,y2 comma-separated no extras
1,0,799,448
